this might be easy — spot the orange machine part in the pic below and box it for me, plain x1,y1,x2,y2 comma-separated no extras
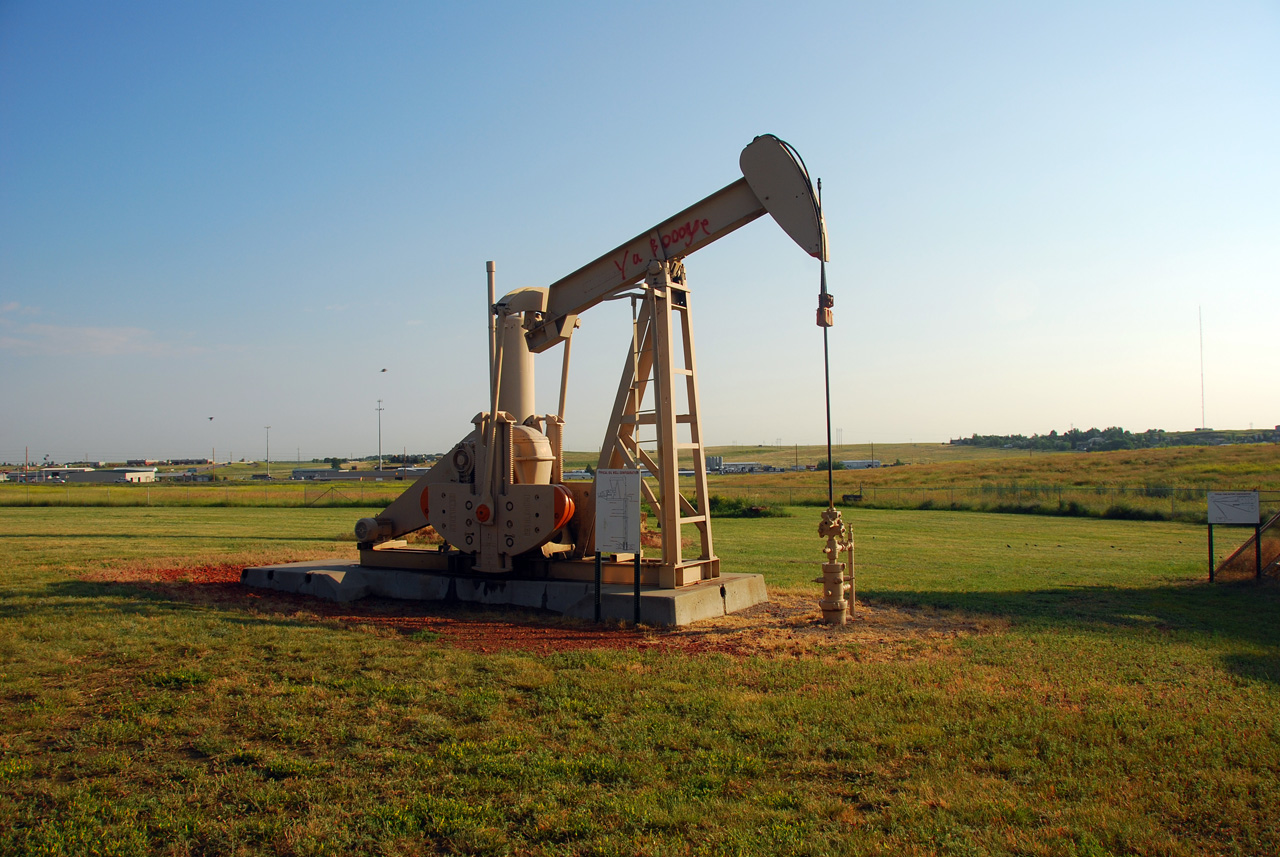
552,485,576,532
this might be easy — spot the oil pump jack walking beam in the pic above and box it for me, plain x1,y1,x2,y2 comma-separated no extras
354,134,828,589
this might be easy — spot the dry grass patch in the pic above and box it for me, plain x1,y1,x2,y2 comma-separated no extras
654,589,1004,659
80,562,1000,661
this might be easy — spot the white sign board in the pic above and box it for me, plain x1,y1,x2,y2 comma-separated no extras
594,469,642,553
1207,491,1260,525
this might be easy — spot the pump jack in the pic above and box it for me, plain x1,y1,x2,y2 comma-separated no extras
353,134,828,589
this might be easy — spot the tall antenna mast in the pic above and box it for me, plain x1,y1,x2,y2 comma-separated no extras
1199,306,1205,430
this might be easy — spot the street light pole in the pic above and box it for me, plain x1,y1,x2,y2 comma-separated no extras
376,400,384,471
265,426,271,478
207,416,216,480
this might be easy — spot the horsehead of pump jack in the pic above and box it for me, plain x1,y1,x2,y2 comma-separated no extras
354,134,828,592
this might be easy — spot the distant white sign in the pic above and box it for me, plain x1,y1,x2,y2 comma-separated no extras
1207,491,1260,525
595,468,641,553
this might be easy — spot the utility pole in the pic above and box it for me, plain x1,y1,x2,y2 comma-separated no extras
376,400,384,471
265,426,271,478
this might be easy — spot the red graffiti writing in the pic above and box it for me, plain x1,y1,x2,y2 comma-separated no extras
613,217,712,279
612,247,646,278
651,218,711,256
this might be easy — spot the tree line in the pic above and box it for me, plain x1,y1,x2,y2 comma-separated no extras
948,426,1270,452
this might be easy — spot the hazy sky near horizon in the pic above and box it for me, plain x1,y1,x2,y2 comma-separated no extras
2,1,1277,464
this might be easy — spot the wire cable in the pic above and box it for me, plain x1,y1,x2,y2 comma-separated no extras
817,178,834,509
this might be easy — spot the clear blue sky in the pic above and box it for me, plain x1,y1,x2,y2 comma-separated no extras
2,1,1277,464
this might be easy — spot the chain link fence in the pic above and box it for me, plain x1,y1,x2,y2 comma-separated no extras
0,482,406,508
1213,510,1280,582
3,481,1277,526
704,484,1280,524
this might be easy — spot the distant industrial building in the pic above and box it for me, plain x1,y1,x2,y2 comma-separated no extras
562,468,660,480
5,467,89,483
8,467,157,483
157,470,215,482
69,467,157,483
841,460,882,470
290,468,430,481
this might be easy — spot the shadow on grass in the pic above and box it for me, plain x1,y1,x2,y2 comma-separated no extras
6,576,1279,682
0,579,344,632
862,579,1280,683
0,577,607,652
0,533,342,542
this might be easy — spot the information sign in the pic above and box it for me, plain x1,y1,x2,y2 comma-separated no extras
1207,491,1260,525
594,469,641,553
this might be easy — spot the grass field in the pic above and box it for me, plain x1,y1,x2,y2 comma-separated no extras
1,504,1278,855
0,480,410,510
6,443,1278,526
705,443,1280,520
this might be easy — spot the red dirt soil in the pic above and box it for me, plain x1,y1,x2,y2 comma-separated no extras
85,561,994,659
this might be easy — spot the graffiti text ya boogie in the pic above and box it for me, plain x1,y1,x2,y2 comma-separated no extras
612,218,713,278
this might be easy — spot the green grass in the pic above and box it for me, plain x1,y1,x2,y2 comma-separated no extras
562,441,1049,474
1,506,1278,854
702,443,1280,522
0,506,364,568
10,444,1277,528
0,481,409,509
715,442,1280,492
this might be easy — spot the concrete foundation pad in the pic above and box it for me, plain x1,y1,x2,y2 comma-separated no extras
241,560,767,627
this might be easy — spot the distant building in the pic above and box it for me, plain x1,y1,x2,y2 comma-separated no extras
569,468,656,480
66,467,157,484
720,462,760,473
840,460,882,470
17,467,158,483
10,467,92,482
158,470,214,482
290,468,428,481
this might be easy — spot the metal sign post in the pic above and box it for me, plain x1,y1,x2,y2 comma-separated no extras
593,550,604,624
1207,491,1261,580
